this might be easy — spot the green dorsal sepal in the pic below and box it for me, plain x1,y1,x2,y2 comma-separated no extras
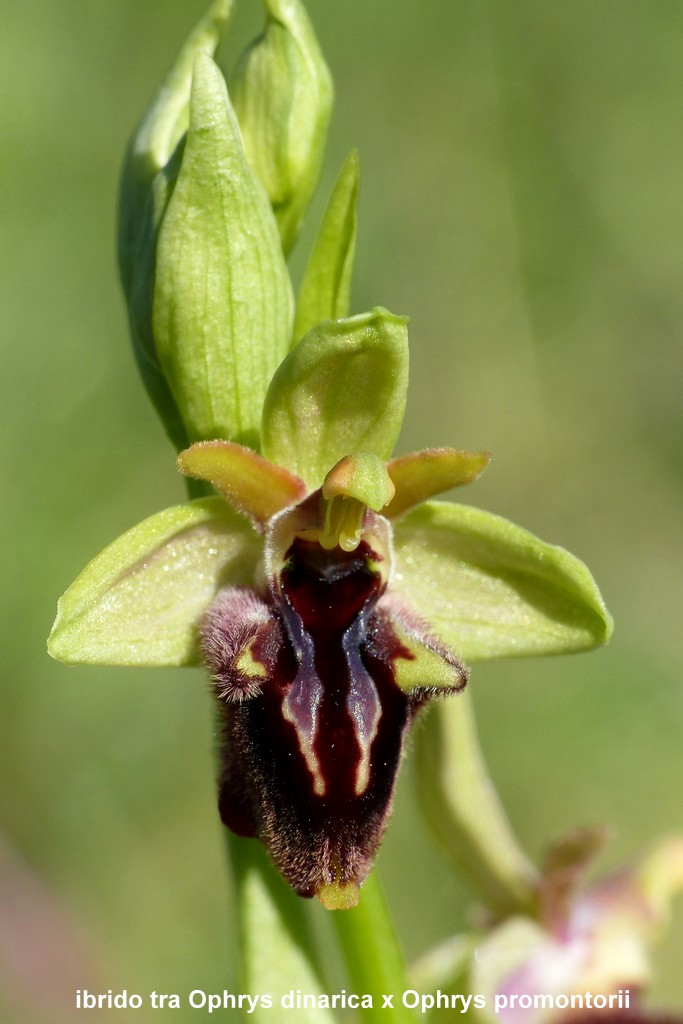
261,308,409,489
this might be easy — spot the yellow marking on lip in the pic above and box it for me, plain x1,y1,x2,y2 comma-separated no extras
235,642,269,679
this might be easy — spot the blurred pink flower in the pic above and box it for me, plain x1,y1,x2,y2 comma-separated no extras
471,836,683,1024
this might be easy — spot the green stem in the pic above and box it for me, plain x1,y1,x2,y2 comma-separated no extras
416,691,539,918
332,871,417,1023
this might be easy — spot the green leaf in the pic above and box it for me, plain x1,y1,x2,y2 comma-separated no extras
154,52,294,449
261,308,409,488
178,440,307,523
391,501,613,661
48,499,260,667
228,835,338,1024
232,0,333,255
118,0,234,449
294,150,359,342
332,873,417,1024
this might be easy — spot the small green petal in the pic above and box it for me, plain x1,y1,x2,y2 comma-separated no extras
232,0,333,254
293,150,359,343
385,447,491,519
118,0,234,449
154,52,294,449
392,501,613,661
178,440,307,523
261,308,409,488
48,499,261,668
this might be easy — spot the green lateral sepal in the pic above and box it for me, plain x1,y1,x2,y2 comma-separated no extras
391,500,613,662
48,499,260,667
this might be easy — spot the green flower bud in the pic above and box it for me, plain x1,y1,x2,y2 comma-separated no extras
232,0,333,254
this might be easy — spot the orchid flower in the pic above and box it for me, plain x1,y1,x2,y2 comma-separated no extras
47,0,612,915
47,313,611,910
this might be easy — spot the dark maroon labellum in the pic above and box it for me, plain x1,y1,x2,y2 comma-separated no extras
201,502,467,909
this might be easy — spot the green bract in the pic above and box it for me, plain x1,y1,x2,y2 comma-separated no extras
154,52,293,448
118,0,235,296
294,150,359,342
231,840,337,1023
118,0,235,449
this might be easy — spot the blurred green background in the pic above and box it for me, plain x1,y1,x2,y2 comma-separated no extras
2,0,682,1020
